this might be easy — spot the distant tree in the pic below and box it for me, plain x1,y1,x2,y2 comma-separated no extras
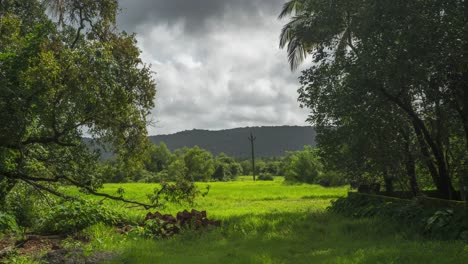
284,146,322,183
212,153,243,181
212,164,228,181
168,159,188,181
255,160,267,175
229,163,243,177
183,146,215,182
264,161,281,175
240,160,252,175
145,143,173,173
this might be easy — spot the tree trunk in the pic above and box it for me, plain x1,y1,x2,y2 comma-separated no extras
383,177,394,195
379,89,456,199
404,137,419,196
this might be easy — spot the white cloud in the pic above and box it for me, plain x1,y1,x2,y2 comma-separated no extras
118,0,311,135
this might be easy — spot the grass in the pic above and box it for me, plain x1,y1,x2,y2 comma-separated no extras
65,177,468,264
67,176,347,220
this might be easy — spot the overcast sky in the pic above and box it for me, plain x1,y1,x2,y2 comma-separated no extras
117,0,311,135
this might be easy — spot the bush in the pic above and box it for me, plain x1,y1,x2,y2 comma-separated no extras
317,170,346,187
0,212,19,234
329,193,468,241
257,173,274,181
38,200,121,234
5,183,52,230
139,170,166,183
283,146,322,183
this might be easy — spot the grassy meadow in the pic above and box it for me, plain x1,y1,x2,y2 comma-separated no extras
60,176,468,264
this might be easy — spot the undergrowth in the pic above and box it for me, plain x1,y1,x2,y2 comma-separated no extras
329,193,468,241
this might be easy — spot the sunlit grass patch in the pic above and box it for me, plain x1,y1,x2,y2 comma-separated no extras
66,177,348,219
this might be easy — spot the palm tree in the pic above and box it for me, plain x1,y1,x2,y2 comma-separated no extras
278,0,357,70
278,0,311,70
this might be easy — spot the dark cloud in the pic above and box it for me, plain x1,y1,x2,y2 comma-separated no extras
118,0,286,34
116,0,311,135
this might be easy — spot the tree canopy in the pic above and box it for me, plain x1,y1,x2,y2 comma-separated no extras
280,0,467,199
0,0,197,208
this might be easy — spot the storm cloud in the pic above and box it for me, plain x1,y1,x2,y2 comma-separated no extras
117,0,311,135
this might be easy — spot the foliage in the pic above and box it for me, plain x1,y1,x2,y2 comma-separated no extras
183,147,215,182
240,160,252,176
0,211,19,234
145,143,173,173
0,0,177,208
212,164,228,181
316,170,346,187
329,193,468,241
283,146,322,183
257,172,274,181
3,183,53,230
212,153,242,181
167,159,188,181
38,199,121,234
279,0,467,199
148,126,317,158
264,161,281,175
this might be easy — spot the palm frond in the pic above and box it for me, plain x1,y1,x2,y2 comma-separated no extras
278,0,306,19
287,38,308,70
279,14,312,70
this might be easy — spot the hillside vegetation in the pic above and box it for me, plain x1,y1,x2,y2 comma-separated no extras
149,126,316,158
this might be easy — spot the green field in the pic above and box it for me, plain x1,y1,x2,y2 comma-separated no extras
69,177,468,263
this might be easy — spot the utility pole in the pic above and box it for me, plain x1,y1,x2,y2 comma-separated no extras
248,132,256,181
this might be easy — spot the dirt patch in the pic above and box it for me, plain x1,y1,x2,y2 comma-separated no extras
0,237,16,258
40,249,116,264
1,235,115,263
0,237,15,250
17,237,61,255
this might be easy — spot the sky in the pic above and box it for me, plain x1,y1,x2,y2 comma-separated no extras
117,0,311,135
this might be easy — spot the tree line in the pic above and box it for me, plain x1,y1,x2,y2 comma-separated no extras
100,143,343,186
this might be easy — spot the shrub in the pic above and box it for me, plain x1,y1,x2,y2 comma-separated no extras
0,212,19,234
317,170,346,187
139,170,165,183
5,183,53,230
283,146,322,183
257,173,274,181
38,200,121,234
329,193,468,241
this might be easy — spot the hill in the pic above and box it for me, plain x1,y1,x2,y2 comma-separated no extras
149,126,316,158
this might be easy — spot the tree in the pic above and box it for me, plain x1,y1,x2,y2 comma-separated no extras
145,143,173,173
212,153,243,181
212,165,228,182
183,146,215,182
283,146,322,183
240,160,252,175
279,0,467,199
0,0,196,208
168,159,188,181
